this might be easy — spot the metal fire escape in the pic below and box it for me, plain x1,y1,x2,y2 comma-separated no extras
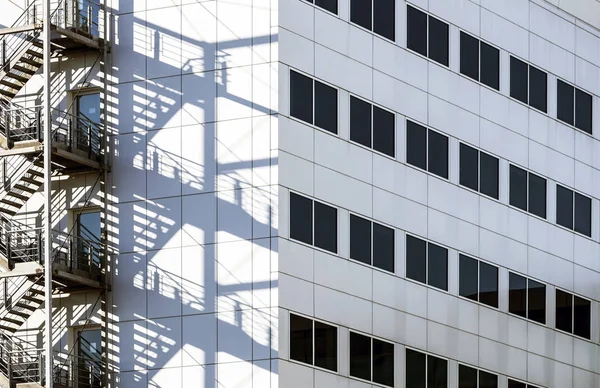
0,1,109,387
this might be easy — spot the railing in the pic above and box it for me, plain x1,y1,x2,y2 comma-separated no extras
53,351,103,388
0,103,102,160
0,1,42,73
51,230,102,279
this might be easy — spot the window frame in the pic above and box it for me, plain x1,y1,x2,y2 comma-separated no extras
406,119,449,180
458,142,500,200
555,184,592,238
556,78,594,135
406,4,450,68
457,363,499,388
554,287,592,341
348,330,395,387
507,271,547,326
508,164,547,220
288,191,339,254
289,312,340,373
301,0,339,16
289,68,339,135
507,378,542,388
349,0,396,43
405,347,449,388
405,234,449,293
349,212,396,274
458,253,499,310
509,55,548,114
458,29,501,92
349,94,397,159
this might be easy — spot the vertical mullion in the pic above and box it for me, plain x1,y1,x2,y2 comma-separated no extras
526,64,530,105
426,15,429,58
312,79,316,125
572,191,576,231
476,260,481,303
478,40,481,83
370,337,374,382
371,104,374,150
525,279,529,319
525,171,530,213
312,200,315,245
370,221,374,266
425,127,429,172
371,0,374,33
571,294,575,335
425,354,428,388
477,150,481,193
573,88,577,128
312,320,316,367
425,242,429,285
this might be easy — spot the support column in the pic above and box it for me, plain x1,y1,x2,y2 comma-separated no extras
43,0,53,386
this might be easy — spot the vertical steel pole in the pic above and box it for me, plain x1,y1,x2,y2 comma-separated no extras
43,0,53,386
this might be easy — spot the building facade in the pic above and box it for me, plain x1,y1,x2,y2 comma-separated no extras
1,0,600,387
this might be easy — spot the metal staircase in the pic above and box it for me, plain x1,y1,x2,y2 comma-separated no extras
0,1,108,386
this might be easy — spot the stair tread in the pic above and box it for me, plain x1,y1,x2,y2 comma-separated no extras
21,295,43,303
5,191,29,202
28,288,44,295
20,57,42,67
2,317,23,325
3,72,30,83
7,310,30,319
0,198,21,208
13,184,37,194
22,177,43,185
0,208,16,216
28,169,43,177
15,302,36,311
0,79,21,90
0,89,16,98
25,49,43,59
0,324,16,333
12,65,36,75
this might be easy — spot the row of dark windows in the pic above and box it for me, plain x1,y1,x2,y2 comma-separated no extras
290,71,594,238
302,1,594,134
289,194,593,340
289,318,542,388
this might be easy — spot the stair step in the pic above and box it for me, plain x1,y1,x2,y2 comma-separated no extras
20,57,42,67
5,191,29,202
0,89,16,98
0,198,21,208
30,40,43,48
21,295,43,303
0,324,16,333
7,310,31,319
2,317,23,326
28,169,43,178
25,49,43,59
0,79,22,91
22,176,43,186
29,288,44,295
15,302,36,311
13,184,37,194
0,208,16,216
4,72,30,83
12,65,36,75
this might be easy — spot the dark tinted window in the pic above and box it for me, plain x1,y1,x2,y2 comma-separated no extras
510,56,528,104
406,235,426,284
428,243,448,291
373,0,395,41
575,88,593,134
373,223,395,273
555,289,573,334
509,165,527,211
556,185,574,230
290,314,312,365
509,273,527,318
406,349,426,388
459,143,478,192
373,106,395,157
406,120,427,170
574,295,591,339
508,381,527,388
427,355,447,388
481,42,500,90
372,339,394,386
314,80,338,134
557,79,574,125
528,173,546,219
574,192,592,237
458,364,477,388
480,152,499,199
350,214,371,265
315,0,338,14
529,65,547,113
349,332,371,381
428,130,449,179
479,370,498,388
350,96,372,148
459,254,478,302
528,279,546,325
429,16,449,66
460,32,479,82
314,201,337,253
290,70,313,124
314,321,337,371
407,5,427,57
290,193,312,245
480,262,498,308
350,0,372,30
